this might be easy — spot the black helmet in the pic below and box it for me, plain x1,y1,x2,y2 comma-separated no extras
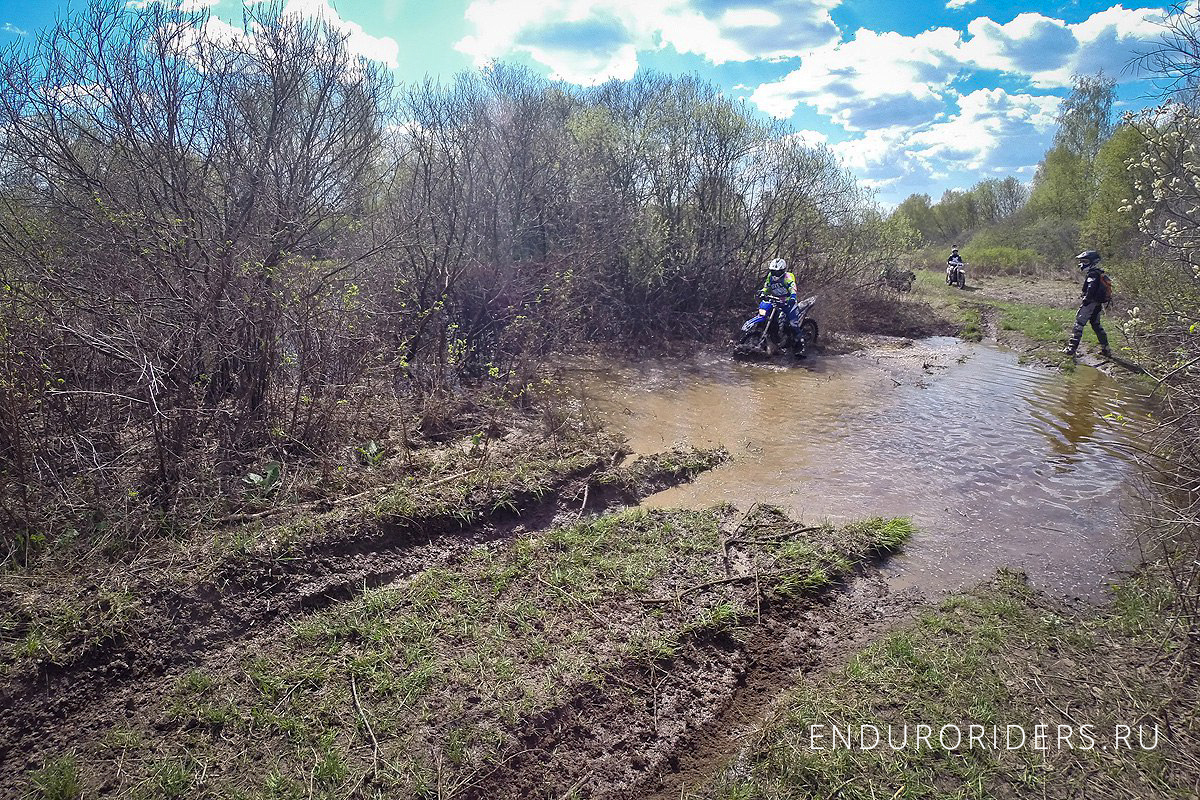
1076,250,1101,270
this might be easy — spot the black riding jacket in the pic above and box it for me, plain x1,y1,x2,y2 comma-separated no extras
1080,267,1107,304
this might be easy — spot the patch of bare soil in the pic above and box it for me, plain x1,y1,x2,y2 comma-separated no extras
966,274,1080,309
836,295,960,340
678,570,1200,800
0,446,725,791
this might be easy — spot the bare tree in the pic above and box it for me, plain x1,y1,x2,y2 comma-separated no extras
0,0,393,554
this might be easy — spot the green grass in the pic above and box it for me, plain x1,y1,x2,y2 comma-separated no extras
688,568,1199,800
29,755,82,800
958,307,984,341
35,506,916,799
913,268,1131,357
993,300,1076,342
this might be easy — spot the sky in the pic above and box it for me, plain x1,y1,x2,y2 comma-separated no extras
0,0,1180,208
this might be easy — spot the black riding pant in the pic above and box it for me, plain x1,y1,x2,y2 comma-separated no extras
1069,301,1109,349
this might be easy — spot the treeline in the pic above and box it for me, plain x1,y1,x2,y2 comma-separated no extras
0,1,903,562
891,73,1143,272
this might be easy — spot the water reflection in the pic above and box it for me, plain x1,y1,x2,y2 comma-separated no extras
574,339,1155,601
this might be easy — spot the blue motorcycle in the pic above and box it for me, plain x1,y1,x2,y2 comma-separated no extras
735,294,819,359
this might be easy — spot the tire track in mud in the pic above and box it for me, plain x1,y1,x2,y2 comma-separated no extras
456,571,926,800
0,453,719,785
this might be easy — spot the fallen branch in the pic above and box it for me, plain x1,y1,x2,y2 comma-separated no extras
640,565,821,602
215,469,479,526
349,672,380,781
727,525,825,546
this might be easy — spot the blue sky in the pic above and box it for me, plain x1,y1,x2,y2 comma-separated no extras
0,0,1176,207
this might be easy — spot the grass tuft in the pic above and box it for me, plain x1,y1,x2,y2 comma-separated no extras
29,755,82,800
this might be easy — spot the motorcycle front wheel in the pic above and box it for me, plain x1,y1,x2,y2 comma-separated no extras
737,325,767,351
729,326,758,345
956,272,966,289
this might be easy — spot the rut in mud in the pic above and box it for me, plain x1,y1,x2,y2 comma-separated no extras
3,489,914,800
460,574,923,800
0,446,724,789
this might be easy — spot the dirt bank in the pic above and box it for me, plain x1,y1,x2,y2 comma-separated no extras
0,441,727,793
5,494,917,799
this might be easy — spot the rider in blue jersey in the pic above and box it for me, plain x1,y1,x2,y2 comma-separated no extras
760,258,802,332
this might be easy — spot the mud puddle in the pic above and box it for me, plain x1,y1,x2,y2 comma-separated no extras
576,337,1157,601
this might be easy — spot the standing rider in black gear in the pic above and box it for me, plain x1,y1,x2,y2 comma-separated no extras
946,247,964,285
1061,250,1111,358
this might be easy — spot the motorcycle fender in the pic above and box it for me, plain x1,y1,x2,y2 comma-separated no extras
741,316,765,332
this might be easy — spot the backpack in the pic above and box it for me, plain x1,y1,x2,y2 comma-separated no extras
1097,272,1114,304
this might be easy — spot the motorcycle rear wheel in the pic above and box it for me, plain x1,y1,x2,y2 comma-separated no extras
800,319,818,346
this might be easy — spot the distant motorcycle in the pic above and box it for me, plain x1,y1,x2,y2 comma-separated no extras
946,261,967,289
734,295,819,359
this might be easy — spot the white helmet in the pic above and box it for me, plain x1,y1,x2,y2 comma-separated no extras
768,258,787,274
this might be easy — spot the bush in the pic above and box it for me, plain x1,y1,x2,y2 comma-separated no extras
965,246,1042,276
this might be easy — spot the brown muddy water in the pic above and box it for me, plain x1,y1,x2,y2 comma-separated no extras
574,337,1156,601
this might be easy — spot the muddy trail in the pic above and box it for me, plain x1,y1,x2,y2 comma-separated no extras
6,502,917,800
460,573,923,800
0,446,722,788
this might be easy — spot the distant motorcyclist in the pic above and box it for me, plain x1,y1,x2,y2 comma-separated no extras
760,258,802,334
1061,249,1112,358
946,247,964,285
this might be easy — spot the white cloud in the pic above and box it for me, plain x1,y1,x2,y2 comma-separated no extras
908,88,1059,171
456,0,844,86
2,22,27,35
785,128,829,146
750,26,962,127
746,4,1167,203
278,0,400,67
961,6,1164,87
668,0,842,62
166,14,249,53
945,0,977,9
829,87,1058,199
138,0,398,66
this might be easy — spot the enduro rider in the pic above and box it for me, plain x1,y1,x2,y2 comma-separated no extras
946,247,964,284
760,257,803,335
1061,249,1111,358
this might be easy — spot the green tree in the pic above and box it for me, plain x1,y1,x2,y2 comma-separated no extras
1027,146,1089,220
892,193,936,243
1079,123,1142,254
1053,73,1116,164
1027,73,1118,222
